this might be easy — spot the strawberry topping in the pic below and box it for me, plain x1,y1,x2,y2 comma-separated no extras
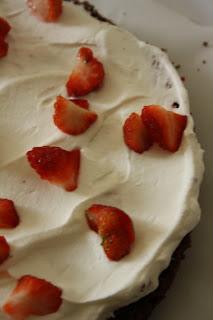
2,275,62,320
26,146,81,191
26,0,63,22
0,36,9,58
142,105,187,152
0,199,20,229
0,236,10,265
0,17,11,38
123,112,153,153
103,233,132,261
86,204,135,261
70,98,90,110
66,47,105,97
0,18,11,59
53,96,97,135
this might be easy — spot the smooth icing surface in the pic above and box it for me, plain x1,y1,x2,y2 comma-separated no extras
0,1,204,319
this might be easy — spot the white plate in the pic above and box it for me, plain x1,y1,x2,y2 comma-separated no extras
90,1,213,319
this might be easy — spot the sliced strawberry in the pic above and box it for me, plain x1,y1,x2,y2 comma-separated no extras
86,205,135,261
2,275,62,320
0,199,20,229
123,112,153,154
53,96,97,135
26,0,63,22
103,233,132,261
0,36,9,58
70,98,90,110
0,18,10,59
85,204,103,233
0,236,10,265
27,146,81,191
142,105,187,152
0,17,11,38
66,47,105,97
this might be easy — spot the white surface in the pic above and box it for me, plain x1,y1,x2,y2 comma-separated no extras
88,1,213,319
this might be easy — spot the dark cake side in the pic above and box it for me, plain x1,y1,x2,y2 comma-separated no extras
109,235,191,320
65,1,191,319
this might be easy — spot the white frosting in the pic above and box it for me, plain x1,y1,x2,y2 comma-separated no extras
0,1,204,319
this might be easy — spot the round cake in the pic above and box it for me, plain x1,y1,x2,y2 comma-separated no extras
0,1,204,320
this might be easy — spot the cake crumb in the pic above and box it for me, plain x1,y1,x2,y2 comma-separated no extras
181,76,186,82
175,64,181,70
203,41,208,47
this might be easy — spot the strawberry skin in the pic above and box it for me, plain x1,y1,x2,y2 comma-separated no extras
0,17,11,38
142,105,187,152
53,96,97,135
103,233,132,261
0,18,11,58
2,275,62,320
86,205,135,261
27,0,63,22
0,236,10,265
123,112,153,154
66,47,105,97
0,199,20,229
0,37,9,58
70,98,90,110
27,146,81,191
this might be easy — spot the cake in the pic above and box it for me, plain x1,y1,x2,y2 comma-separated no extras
0,1,204,320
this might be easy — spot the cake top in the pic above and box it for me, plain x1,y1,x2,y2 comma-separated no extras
0,1,204,320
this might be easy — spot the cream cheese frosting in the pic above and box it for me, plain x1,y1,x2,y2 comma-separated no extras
0,1,204,319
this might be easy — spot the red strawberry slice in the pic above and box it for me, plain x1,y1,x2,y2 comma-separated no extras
0,236,10,265
2,275,62,320
27,146,81,191
0,199,20,229
70,98,90,110
53,96,97,135
66,47,105,97
86,204,135,261
123,112,153,154
26,0,63,22
103,233,132,261
142,105,187,152
0,36,8,58
0,17,11,38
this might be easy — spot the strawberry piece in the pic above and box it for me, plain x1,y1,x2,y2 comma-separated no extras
26,146,81,191
142,105,187,152
0,17,11,38
26,0,63,22
0,36,8,58
53,96,97,135
0,18,11,59
86,205,135,261
70,98,90,110
103,233,132,261
66,47,105,97
0,236,10,265
2,275,62,320
0,199,20,229
123,112,153,154
85,204,103,233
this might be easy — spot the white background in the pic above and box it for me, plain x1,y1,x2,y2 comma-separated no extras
89,1,213,319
